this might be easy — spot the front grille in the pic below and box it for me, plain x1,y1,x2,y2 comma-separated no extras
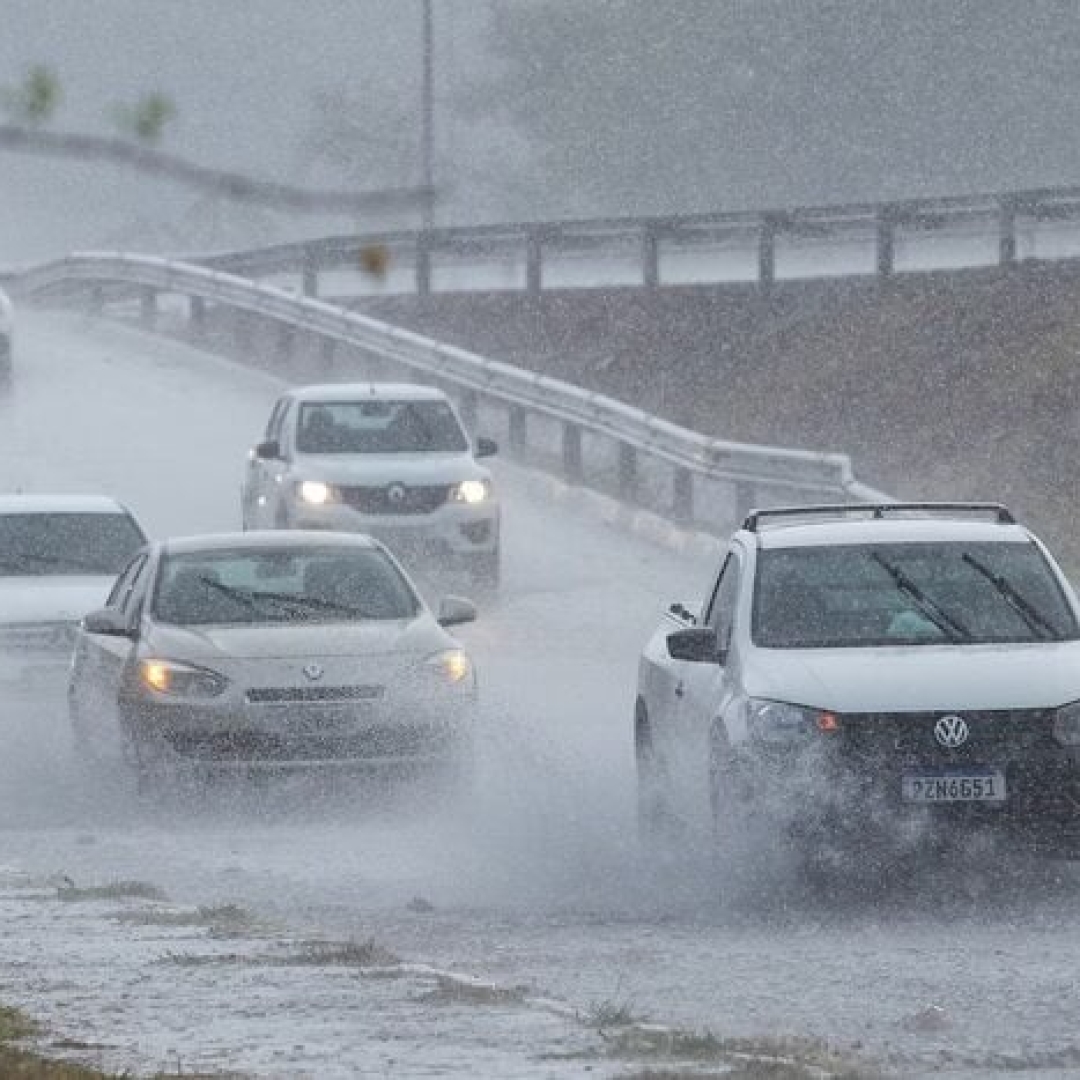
338,484,449,515
0,622,76,655
166,724,449,762
246,685,384,704
840,708,1055,760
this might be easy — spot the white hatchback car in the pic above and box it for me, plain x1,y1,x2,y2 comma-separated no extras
0,495,147,696
69,531,478,790
637,503,1080,866
241,383,500,589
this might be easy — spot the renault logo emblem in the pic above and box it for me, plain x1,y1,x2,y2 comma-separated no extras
303,663,324,682
386,483,407,504
934,715,969,748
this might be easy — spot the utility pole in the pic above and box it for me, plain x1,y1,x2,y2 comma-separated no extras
420,0,434,230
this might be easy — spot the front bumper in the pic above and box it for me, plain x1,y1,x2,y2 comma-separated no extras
734,710,1080,853
288,499,499,563
121,696,474,772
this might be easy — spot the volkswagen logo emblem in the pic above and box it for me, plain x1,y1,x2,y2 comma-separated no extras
386,483,407,505
303,663,324,682
934,714,969,748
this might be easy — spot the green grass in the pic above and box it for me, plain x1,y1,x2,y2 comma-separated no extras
415,976,531,1007
56,880,168,903
113,903,265,936
0,1001,244,1078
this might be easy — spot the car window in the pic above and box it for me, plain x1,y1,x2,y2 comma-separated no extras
705,552,741,650
0,512,146,577
753,540,1079,649
265,398,288,442
294,399,469,454
153,546,420,626
105,552,147,607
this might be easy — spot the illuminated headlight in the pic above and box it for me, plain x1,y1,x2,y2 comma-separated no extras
139,659,227,698
451,479,491,505
1053,701,1080,746
298,480,335,506
425,649,474,687
746,699,839,745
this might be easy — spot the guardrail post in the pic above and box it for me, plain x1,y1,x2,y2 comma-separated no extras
876,211,896,278
276,322,294,364
758,215,777,291
87,285,105,316
526,231,543,298
318,335,336,375
642,229,660,289
734,480,756,521
618,443,638,503
302,252,319,298
189,295,206,339
508,406,528,455
672,467,694,524
999,199,1017,265
416,234,432,297
139,287,157,329
457,388,479,431
562,423,583,481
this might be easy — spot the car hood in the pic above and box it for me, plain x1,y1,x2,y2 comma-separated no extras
290,451,489,486
742,640,1080,713
0,576,114,625
145,616,450,661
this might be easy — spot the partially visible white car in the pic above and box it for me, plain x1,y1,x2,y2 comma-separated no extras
241,383,501,590
0,495,147,696
0,288,13,378
68,530,478,792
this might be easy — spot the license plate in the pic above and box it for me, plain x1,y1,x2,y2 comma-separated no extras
902,768,1007,803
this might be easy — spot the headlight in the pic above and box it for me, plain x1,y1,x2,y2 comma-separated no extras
139,659,227,698
451,479,490,505
298,480,335,506
745,698,839,745
1053,701,1080,745
425,649,474,687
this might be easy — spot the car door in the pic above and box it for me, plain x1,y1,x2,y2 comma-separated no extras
245,397,292,527
671,548,745,812
74,553,149,743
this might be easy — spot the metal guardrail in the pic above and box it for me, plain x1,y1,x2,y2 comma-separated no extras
181,181,1080,299
7,252,890,529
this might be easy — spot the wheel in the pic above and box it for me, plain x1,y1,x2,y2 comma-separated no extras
466,550,500,594
635,700,681,852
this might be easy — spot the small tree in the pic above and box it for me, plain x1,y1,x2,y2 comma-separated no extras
2,66,62,126
112,92,176,145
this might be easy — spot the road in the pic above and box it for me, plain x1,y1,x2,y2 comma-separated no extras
1,311,1080,1079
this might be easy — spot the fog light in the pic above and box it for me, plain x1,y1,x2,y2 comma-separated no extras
460,520,492,544
299,480,333,505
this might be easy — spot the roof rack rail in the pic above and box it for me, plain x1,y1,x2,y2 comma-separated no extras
742,502,1015,533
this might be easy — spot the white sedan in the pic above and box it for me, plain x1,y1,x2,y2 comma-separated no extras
0,494,147,697
68,531,478,792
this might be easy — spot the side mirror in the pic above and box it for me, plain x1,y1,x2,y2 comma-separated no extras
667,626,720,663
82,608,136,638
668,602,697,625
437,596,477,628
253,439,281,461
475,436,498,459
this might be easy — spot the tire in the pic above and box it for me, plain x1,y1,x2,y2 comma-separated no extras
635,700,681,852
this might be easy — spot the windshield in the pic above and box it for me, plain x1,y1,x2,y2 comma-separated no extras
0,512,144,576
753,541,1078,648
295,399,468,454
153,545,419,626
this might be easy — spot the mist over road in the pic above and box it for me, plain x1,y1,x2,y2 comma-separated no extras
1,311,1079,1079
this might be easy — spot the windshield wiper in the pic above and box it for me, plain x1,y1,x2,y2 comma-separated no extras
0,550,110,574
241,589,372,619
961,552,1059,641
870,553,972,642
